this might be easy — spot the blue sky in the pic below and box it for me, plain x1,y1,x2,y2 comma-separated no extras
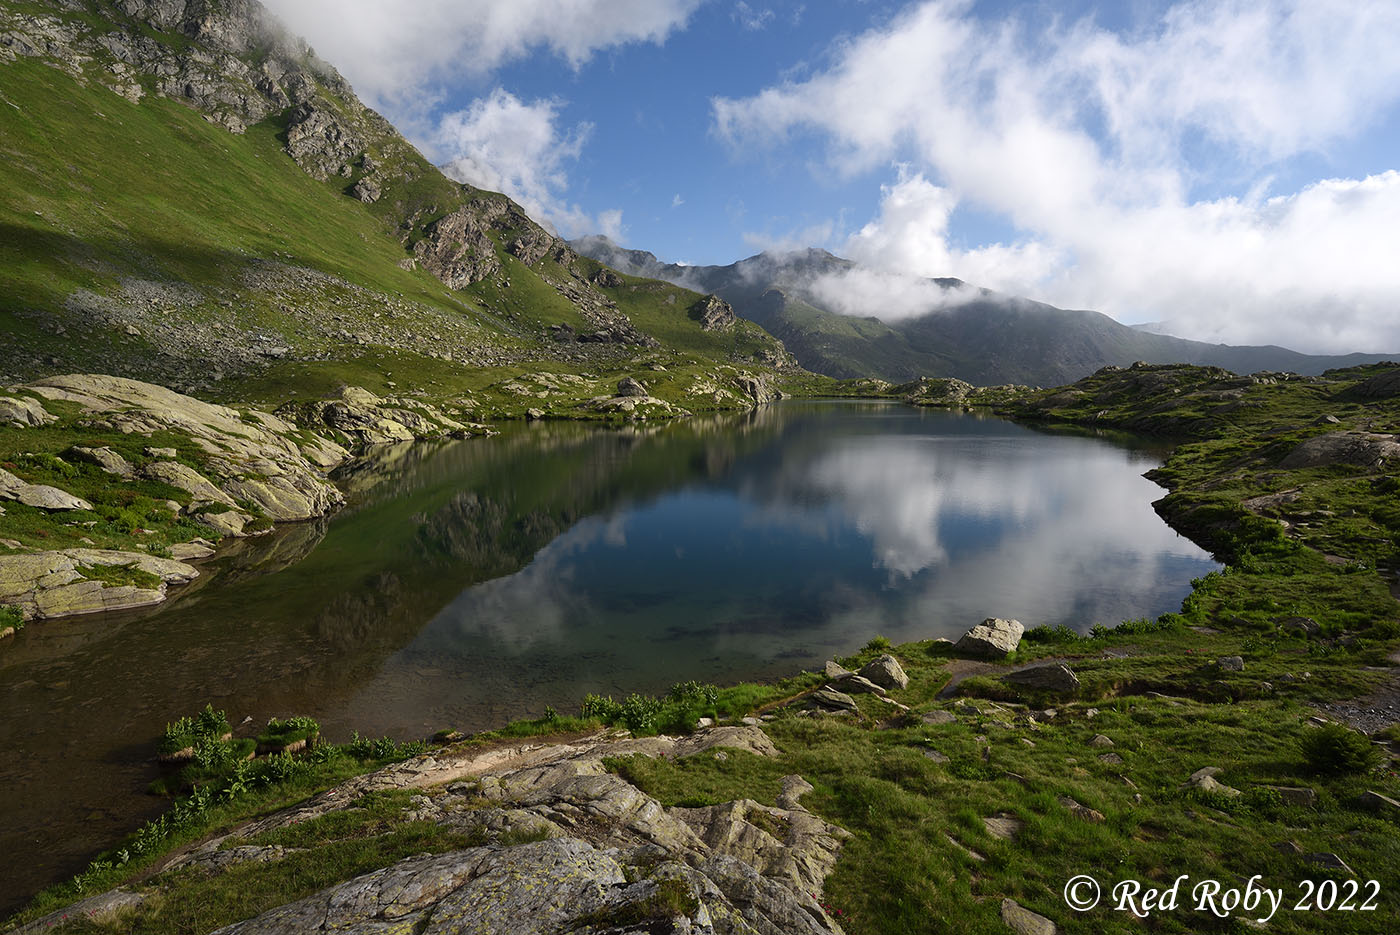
266,1,1400,354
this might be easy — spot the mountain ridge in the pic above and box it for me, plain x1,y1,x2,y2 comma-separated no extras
572,235,1398,385
0,0,795,407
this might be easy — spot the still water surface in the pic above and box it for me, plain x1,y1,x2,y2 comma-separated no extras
0,401,1217,911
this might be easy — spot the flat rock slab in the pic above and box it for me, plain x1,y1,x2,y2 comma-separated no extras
810,687,859,713
1001,897,1059,935
0,549,197,620
983,814,1024,840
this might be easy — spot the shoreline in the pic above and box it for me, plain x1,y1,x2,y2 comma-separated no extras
5,361,1400,933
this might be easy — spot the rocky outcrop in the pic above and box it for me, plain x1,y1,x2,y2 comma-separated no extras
0,548,198,621
1348,366,1400,399
955,618,1025,658
1279,432,1400,469
284,101,360,180
412,206,503,288
735,372,780,406
0,394,55,427
279,385,478,447
0,469,93,512
21,374,347,532
691,294,737,331
39,728,849,935
3,0,349,135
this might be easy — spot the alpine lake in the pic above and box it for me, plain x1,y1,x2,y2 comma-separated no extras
0,400,1219,911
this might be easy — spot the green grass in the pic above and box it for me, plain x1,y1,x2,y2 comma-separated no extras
0,46,797,408
607,642,1400,935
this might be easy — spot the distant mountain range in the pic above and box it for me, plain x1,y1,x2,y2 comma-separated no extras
572,237,1397,386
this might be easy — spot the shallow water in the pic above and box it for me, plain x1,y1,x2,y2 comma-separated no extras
0,401,1217,912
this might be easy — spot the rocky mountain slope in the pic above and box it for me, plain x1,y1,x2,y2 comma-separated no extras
0,0,794,406
573,238,1397,386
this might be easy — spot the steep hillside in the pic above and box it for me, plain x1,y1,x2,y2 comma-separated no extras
574,237,1397,385
0,0,795,408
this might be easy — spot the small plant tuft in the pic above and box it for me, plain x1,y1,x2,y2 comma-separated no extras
1299,723,1384,775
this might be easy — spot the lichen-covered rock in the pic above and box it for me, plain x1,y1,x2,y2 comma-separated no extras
280,385,467,447
0,394,55,427
25,374,345,520
143,460,238,510
66,445,134,478
955,617,1025,658
0,549,198,620
0,468,93,511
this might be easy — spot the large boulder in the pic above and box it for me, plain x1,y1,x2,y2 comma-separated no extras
955,618,1025,658
66,446,134,478
1003,662,1079,693
858,653,909,690
616,376,648,398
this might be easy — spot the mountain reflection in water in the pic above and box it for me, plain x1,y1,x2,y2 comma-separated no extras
0,401,1216,912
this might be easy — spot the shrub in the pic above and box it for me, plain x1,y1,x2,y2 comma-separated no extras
1,604,24,631
863,635,892,653
581,693,623,721
1300,723,1384,775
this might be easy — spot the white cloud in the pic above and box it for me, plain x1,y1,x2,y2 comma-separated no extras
672,193,685,207
712,0,1400,353
262,1,696,239
436,90,619,239
733,2,775,30
264,0,702,110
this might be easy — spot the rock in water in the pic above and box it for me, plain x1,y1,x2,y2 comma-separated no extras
955,618,1025,658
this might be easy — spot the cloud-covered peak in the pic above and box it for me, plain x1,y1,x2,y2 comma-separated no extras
712,0,1400,353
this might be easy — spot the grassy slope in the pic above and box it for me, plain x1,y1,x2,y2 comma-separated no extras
0,40,792,406
0,58,486,367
